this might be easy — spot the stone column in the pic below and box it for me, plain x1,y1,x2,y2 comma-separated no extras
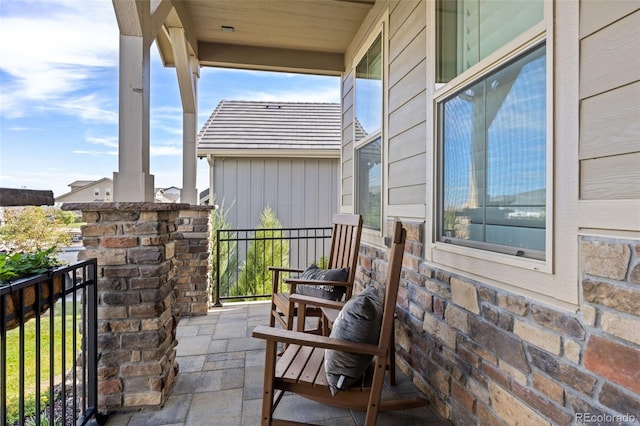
61,202,211,413
174,206,215,315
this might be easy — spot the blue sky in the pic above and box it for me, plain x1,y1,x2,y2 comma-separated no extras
0,0,341,198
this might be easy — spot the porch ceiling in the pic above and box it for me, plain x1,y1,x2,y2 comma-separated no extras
156,0,375,75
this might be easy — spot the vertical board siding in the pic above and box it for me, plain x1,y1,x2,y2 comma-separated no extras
214,158,339,229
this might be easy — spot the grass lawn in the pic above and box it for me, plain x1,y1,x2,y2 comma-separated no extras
3,301,81,424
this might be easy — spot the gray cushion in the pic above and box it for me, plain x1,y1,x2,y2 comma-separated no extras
296,264,348,301
324,286,382,395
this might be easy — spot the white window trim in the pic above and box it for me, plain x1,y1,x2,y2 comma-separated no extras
352,12,389,245
426,1,580,307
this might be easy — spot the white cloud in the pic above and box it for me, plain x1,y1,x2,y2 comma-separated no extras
86,136,118,148
72,149,118,156
0,0,119,118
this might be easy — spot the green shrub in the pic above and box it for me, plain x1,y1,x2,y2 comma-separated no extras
236,207,289,298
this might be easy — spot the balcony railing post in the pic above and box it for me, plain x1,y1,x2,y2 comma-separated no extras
214,229,223,307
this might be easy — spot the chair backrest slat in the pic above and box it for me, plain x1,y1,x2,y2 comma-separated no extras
327,214,363,300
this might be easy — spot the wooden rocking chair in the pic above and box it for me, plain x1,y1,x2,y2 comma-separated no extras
268,213,362,332
252,222,429,425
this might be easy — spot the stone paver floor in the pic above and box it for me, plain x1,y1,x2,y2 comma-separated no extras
105,301,450,425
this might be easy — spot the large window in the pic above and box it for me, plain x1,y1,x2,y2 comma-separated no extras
436,0,546,260
355,33,383,231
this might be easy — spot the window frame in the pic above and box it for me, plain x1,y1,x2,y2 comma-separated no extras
427,2,556,278
352,17,387,239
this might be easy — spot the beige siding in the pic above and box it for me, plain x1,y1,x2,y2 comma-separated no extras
580,82,640,159
579,0,640,38
386,0,427,207
580,10,639,99
341,69,355,208
580,153,640,200
579,6,640,202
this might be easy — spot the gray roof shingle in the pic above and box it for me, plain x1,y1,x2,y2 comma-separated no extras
197,100,341,153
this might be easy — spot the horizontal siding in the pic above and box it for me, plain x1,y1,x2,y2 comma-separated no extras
341,68,355,208
579,5,640,205
389,184,427,205
580,152,640,200
580,0,639,38
386,0,427,209
389,0,425,64
580,10,640,99
389,27,426,88
388,122,427,163
580,82,640,159
389,59,427,114
388,91,426,139
388,153,427,190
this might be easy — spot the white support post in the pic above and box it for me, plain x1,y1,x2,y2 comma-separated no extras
113,33,155,202
181,111,197,204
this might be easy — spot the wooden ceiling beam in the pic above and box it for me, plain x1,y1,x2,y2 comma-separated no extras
198,42,344,76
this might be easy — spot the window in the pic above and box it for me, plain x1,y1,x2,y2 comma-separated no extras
436,0,546,260
105,188,111,197
437,0,543,83
94,188,100,197
355,33,383,231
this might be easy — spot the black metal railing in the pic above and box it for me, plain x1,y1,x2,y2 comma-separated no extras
0,259,98,426
214,226,332,305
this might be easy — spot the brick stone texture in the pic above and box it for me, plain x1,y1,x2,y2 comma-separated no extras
358,223,640,425
73,202,213,413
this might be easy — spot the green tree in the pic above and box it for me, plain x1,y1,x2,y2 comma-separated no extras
210,199,238,300
0,206,71,252
236,207,289,297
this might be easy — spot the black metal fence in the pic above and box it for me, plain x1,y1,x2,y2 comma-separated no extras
214,226,332,305
0,259,98,426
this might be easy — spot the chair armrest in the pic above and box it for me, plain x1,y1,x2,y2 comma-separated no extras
269,266,304,294
268,266,304,274
252,325,384,356
289,293,346,311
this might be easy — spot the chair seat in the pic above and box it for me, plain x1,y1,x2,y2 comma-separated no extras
275,343,377,411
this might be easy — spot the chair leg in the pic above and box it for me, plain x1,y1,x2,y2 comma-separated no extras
388,328,396,386
261,339,277,425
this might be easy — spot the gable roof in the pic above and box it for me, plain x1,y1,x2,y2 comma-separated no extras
197,101,341,157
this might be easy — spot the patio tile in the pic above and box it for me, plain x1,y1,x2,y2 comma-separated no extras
126,393,192,426
203,351,245,370
104,301,449,426
175,335,212,356
177,354,205,373
186,389,243,426
227,336,264,352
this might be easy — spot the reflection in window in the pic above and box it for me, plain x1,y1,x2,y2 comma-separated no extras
357,137,382,231
437,0,542,82
438,44,546,259
355,34,382,142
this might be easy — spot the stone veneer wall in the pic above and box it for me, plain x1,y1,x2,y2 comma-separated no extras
62,202,214,413
174,207,214,316
358,221,639,425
